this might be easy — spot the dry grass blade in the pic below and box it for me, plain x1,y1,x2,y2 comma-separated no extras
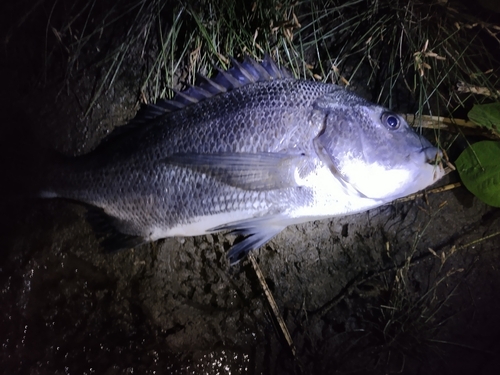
455,230,500,251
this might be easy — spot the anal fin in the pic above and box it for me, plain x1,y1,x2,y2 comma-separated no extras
85,205,145,252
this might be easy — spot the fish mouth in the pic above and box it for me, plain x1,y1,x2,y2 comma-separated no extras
422,146,448,180
422,146,442,164
418,134,443,166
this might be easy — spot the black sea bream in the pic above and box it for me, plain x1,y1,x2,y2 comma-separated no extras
41,56,445,263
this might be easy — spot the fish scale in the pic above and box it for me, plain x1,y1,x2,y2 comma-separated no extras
41,55,444,264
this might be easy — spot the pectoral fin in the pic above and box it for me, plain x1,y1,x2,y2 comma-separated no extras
163,152,309,191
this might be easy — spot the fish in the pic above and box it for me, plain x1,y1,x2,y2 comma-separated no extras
41,55,445,264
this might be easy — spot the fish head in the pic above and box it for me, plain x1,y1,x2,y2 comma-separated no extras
313,92,445,201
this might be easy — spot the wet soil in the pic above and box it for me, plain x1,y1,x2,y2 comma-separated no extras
1,2,500,374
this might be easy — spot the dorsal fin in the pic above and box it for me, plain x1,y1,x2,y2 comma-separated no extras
213,67,243,89
262,54,293,79
228,57,258,83
196,72,228,94
102,55,292,143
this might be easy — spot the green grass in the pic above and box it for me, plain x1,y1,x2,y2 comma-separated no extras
34,0,499,125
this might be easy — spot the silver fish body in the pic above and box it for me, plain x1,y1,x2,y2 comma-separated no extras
42,56,444,263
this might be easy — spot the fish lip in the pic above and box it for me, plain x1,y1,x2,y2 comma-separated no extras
422,146,442,164
421,146,446,182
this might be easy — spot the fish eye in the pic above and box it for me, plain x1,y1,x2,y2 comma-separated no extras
381,112,400,130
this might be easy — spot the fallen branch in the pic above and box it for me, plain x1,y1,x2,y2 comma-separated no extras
395,182,462,203
248,253,297,357
405,114,500,139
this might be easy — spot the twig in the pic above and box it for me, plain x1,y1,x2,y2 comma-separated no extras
248,253,297,356
456,80,500,98
394,182,462,203
405,114,500,139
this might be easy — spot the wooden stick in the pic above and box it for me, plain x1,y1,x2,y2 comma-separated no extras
248,253,297,357
394,182,462,203
405,114,500,139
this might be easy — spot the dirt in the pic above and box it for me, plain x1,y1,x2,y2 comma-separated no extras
3,178,500,375
1,2,500,375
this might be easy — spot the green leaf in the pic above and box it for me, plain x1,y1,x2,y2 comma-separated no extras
468,102,500,133
456,141,500,207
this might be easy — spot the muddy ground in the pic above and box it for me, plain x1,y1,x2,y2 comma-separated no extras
1,2,500,374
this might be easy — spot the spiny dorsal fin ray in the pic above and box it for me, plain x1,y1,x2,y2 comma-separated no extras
214,67,243,89
228,57,258,83
102,55,291,142
243,56,273,80
169,88,199,104
196,72,228,94
184,84,213,100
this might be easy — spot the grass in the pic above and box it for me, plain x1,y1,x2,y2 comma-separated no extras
33,0,500,128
